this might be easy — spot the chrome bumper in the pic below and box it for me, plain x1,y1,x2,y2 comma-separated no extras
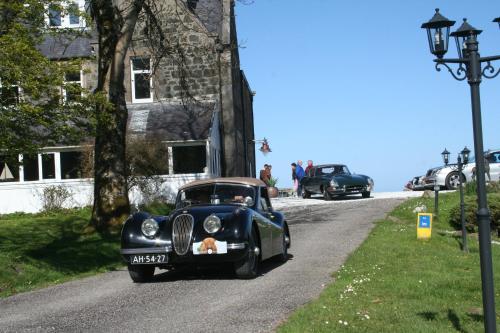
120,242,246,254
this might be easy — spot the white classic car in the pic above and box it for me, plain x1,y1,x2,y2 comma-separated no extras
424,149,500,190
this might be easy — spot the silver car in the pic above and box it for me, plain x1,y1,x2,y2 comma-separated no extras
424,149,500,190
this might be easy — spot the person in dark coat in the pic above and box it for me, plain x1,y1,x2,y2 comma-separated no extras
296,160,305,197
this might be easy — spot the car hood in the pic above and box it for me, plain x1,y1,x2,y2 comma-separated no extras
332,174,369,186
170,204,247,222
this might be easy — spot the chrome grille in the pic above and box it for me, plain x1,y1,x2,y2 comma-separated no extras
172,214,194,255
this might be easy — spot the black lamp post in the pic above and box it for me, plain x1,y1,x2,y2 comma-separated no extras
422,9,499,332
458,146,471,253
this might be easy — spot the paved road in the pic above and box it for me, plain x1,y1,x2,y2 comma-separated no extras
0,198,405,333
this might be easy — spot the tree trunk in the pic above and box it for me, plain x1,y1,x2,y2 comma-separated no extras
90,0,144,232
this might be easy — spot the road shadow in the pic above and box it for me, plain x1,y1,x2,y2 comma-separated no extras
148,253,294,283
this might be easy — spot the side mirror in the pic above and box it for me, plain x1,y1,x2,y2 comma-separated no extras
243,196,254,207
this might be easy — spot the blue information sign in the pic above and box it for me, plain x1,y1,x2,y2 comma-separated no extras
419,215,431,228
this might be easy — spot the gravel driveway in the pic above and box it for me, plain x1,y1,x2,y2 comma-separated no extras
0,195,412,333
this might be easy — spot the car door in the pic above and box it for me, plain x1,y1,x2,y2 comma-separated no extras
256,187,276,259
260,187,283,256
488,151,500,181
309,167,322,193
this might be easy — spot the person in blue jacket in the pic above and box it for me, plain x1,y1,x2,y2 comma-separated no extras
295,160,305,197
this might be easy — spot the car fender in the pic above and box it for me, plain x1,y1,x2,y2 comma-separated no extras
121,212,169,249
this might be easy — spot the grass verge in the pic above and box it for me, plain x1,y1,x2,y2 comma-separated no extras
278,191,500,332
0,203,172,298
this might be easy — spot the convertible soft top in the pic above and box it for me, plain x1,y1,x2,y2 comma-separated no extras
180,177,266,190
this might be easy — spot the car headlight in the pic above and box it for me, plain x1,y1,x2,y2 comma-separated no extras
141,218,159,237
367,177,374,185
203,214,221,234
330,179,338,187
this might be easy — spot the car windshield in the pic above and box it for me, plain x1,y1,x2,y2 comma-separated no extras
176,184,255,208
318,165,350,176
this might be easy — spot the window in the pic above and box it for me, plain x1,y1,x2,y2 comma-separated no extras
42,154,56,179
0,79,19,106
61,151,85,179
173,145,206,174
63,71,82,102
68,2,80,25
23,155,39,181
47,1,85,28
131,57,152,103
48,4,62,27
0,156,19,182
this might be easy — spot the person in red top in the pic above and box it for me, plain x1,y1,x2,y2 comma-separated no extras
259,164,271,186
305,160,313,176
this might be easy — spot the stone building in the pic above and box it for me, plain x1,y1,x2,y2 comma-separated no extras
0,0,255,213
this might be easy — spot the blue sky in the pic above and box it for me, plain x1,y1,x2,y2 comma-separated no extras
235,0,500,192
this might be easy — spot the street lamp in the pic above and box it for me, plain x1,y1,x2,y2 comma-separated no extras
422,9,499,332
441,148,450,166
494,17,500,30
250,138,272,155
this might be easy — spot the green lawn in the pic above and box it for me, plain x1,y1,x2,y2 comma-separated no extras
0,203,172,298
278,191,500,332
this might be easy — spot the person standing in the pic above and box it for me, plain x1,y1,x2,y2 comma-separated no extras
305,160,313,176
296,160,305,197
291,163,298,197
259,164,271,186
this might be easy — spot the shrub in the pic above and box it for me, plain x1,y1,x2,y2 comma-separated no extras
464,180,500,196
449,193,500,235
40,185,72,212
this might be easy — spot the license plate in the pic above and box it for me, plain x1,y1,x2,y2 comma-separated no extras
130,254,167,264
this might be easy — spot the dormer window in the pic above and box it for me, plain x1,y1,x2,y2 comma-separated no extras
47,1,86,28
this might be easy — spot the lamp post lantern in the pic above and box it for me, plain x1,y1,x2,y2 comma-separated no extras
441,148,450,166
494,17,500,30
422,10,500,332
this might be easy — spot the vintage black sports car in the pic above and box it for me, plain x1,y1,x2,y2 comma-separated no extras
300,164,374,199
120,177,291,282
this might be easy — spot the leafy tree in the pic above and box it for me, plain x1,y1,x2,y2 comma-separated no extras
87,0,220,232
0,0,94,162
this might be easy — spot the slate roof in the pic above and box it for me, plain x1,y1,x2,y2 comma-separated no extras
38,35,94,60
127,101,217,142
38,0,224,60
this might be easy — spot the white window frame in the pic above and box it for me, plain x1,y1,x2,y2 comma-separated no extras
0,78,20,106
63,70,83,103
131,57,153,103
46,0,86,29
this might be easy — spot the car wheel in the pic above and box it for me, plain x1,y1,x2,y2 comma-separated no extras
323,187,332,201
362,191,370,198
234,227,260,279
302,189,311,199
127,264,155,283
445,171,462,190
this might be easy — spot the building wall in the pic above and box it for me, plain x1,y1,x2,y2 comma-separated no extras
124,0,221,104
219,0,256,178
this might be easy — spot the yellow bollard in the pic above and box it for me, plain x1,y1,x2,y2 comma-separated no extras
417,213,433,239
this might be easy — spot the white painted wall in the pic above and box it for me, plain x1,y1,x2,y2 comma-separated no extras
0,179,94,214
0,173,213,214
